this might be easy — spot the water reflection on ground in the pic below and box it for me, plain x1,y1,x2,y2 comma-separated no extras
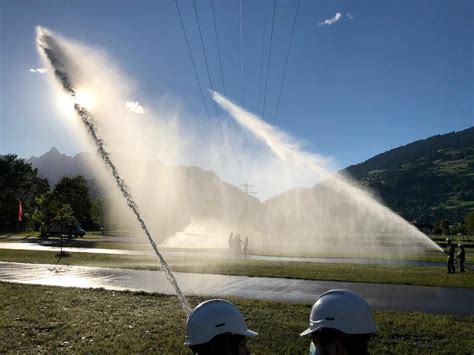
0,261,472,315
0,242,144,255
0,242,447,267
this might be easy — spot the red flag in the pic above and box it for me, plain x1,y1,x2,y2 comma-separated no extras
18,201,23,222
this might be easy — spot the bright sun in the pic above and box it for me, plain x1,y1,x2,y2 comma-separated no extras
75,89,95,109
57,88,95,116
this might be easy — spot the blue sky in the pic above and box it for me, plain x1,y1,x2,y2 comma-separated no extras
0,0,472,168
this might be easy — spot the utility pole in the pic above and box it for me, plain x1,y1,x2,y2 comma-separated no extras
239,183,257,196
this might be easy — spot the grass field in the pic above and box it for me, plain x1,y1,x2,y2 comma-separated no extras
1,249,472,288
1,282,472,354
3,232,474,263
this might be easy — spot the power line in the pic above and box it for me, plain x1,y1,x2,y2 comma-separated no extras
272,0,300,125
257,0,268,115
175,0,233,181
191,0,221,120
262,0,277,120
173,0,212,127
210,0,226,95
191,0,242,183
240,0,244,104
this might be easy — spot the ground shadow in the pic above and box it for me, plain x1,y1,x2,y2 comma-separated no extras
27,237,98,248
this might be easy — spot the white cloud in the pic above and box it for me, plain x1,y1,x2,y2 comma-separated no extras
29,68,47,73
346,13,354,20
318,12,342,26
125,101,145,114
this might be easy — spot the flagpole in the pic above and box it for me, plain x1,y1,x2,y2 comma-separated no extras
17,200,22,234
17,201,19,233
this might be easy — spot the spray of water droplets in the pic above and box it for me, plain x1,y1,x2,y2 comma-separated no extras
38,30,192,314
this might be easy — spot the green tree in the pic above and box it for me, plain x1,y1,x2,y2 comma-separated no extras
90,198,106,230
465,212,474,235
0,154,49,231
54,204,77,229
32,193,49,234
54,204,77,256
32,192,62,234
435,219,451,235
52,176,92,228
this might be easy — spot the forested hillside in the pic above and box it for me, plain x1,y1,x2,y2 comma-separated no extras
343,127,474,224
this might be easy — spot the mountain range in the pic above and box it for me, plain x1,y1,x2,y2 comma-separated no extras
27,126,474,226
342,126,474,224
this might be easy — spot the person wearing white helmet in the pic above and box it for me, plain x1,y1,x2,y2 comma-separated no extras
185,299,258,355
457,243,465,273
300,289,376,355
446,238,456,273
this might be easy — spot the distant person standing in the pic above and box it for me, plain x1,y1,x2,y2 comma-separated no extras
243,236,249,257
446,238,456,273
233,234,242,257
228,233,234,255
457,243,465,273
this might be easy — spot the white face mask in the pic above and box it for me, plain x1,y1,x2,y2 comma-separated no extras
309,341,320,355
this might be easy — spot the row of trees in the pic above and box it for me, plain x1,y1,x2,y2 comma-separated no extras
432,212,474,236
2,153,473,235
0,154,49,231
0,154,105,233
32,175,105,234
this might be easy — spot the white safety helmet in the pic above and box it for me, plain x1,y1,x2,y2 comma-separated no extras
185,299,258,346
300,289,376,337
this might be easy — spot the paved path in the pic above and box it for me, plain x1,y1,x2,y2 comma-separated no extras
0,262,472,315
0,242,144,255
0,242,452,267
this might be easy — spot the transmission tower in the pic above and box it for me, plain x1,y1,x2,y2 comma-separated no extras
239,182,257,196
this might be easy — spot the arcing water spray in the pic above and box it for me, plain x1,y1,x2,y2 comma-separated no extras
37,27,192,314
212,91,444,254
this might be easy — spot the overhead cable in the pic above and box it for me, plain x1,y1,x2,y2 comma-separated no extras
173,0,212,127
240,0,244,103
272,0,300,124
262,0,277,120
257,0,268,115
191,0,221,120
211,0,226,95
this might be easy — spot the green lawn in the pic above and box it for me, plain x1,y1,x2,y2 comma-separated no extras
0,282,472,354
4,232,474,262
0,231,42,238
1,249,472,288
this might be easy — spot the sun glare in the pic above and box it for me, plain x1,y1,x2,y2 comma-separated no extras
75,89,95,109
56,88,96,117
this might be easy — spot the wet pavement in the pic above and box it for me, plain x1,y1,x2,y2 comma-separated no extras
0,242,451,267
0,261,472,315
0,242,144,255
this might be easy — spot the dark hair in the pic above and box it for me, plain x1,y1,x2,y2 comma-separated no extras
190,333,245,355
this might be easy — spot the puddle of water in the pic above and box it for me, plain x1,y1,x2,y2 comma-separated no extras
0,243,144,255
1,261,472,315
0,242,446,267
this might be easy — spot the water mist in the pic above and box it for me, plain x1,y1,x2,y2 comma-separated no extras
212,91,443,256
36,26,192,314
35,24,441,269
